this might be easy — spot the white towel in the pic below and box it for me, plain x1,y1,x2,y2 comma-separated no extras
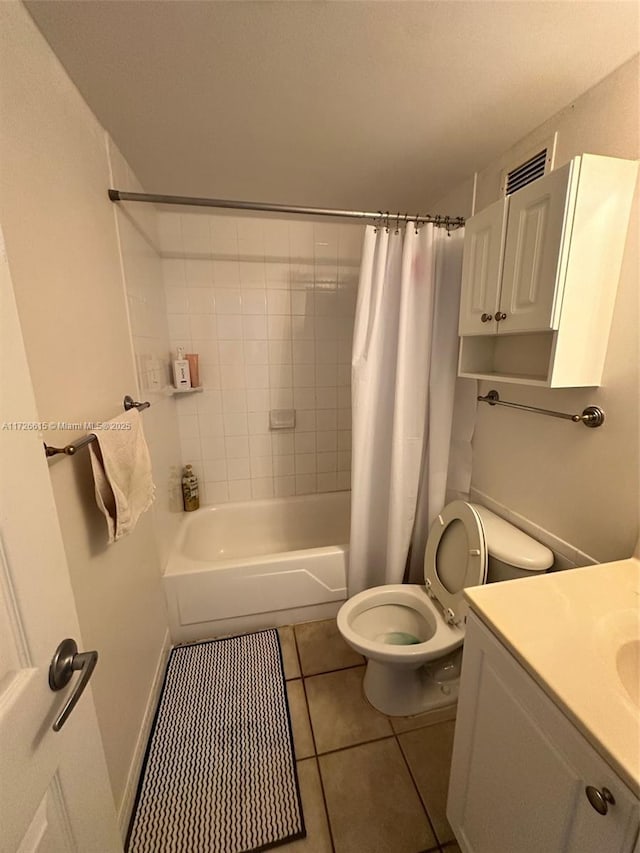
88,409,155,543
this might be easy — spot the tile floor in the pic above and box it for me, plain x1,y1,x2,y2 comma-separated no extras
274,618,462,853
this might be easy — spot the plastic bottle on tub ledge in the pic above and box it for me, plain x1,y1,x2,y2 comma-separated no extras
181,464,200,512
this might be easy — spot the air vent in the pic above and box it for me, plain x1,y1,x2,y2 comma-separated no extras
505,149,548,195
498,133,557,199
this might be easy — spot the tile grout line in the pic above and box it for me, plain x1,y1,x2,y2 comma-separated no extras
292,625,337,853
395,730,445,853
358,673,444,852
307,725,447,853
313,730,396,758
290,627,317,756
290,620,459,853
302,660,365,679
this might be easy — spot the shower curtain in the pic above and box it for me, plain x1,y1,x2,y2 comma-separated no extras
348,222,476,596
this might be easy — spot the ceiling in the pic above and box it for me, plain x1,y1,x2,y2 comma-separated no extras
26,1,639,213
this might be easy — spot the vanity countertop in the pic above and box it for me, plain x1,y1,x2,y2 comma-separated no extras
464,558,640,797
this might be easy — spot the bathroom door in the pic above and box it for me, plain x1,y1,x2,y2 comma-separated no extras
0,233,121,851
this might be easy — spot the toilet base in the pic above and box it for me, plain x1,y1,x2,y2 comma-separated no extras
362,657,460,717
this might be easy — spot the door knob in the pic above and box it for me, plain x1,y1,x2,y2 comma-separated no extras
480,313,493,323
585,786,615,815
49,638,98,732
495,312,507,321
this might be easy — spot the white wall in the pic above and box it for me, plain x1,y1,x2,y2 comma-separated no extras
437,56,639,565
0,1,172,830
159,210,363,503
109,142,183,567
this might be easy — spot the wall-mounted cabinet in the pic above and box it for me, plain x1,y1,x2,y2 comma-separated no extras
458,154,638,387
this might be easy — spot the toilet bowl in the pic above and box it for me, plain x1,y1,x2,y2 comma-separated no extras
337,500,553,716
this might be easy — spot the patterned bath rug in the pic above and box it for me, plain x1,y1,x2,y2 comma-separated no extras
127,629,305,853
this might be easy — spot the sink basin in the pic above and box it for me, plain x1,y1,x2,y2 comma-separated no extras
616,639,640,707
596,606,640,710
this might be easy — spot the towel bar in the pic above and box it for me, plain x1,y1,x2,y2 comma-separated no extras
477,390,605,428
43,396,151,457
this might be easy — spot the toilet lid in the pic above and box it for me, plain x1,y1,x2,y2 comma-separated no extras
424,501,487,625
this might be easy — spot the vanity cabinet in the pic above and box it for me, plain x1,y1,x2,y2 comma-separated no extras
458,154,637,386
447,613,640,853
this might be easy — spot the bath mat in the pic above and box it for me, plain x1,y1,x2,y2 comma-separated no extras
127,630,305,853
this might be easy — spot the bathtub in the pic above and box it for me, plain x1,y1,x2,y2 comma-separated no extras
163,491,350,642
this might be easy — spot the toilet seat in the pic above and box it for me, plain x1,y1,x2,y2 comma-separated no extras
424,500,487,626
337,584,465,665
336,499,551,716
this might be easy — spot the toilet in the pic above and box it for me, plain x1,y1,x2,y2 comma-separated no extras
337,500,553,716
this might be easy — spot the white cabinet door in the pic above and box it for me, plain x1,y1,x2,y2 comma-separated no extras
498,161,575,333
447,614,639,853
0,232,122,852
458,198,507,336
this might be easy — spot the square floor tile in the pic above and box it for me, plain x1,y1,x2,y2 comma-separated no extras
279,625,301,679
319,738,438,853
277,759,333,852
295,618,363,676
398,720,457,845
286,679,315,760
305,666,392,753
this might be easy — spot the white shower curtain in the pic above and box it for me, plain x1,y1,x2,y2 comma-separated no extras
349,222,476,596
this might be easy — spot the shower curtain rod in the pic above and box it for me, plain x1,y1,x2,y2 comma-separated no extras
108,189,465,229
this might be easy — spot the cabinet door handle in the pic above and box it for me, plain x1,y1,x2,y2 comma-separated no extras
585,786,615,815
480,313,493,323
495,312,507,321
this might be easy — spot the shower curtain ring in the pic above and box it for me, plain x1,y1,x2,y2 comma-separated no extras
384,211,390,233
395,213,401,234
414,214,420,235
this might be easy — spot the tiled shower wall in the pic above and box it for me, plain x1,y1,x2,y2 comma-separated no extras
158,211,363,505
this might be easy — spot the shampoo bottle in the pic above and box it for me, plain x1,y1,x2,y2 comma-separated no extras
182,464,200,512
173,347,191,390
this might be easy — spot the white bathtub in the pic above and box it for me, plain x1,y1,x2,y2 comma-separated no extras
163,491,350,642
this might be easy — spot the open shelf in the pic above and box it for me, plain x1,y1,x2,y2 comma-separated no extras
458,333,554,387
170,386,204,396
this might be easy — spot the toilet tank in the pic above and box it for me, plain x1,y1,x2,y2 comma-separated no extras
471,504,554,582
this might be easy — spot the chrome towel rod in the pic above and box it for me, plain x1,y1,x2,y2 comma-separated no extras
44,396,150,457
477,390,605,428
108,189,465,229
